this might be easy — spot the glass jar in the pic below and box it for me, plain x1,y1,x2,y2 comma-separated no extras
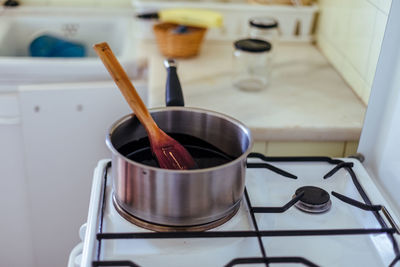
248,17,279,50
232,38,272,92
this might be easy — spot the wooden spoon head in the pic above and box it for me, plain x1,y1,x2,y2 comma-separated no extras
151,133,197,170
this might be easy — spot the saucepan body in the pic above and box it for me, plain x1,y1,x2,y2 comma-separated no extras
107,107,253,226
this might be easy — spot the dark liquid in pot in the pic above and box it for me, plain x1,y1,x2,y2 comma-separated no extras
118,133,236,169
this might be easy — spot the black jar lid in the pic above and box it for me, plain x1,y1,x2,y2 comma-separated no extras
234,39,272,53
249,17,278,29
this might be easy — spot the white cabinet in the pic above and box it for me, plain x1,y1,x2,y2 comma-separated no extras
0,94,34,266
18,81,147,267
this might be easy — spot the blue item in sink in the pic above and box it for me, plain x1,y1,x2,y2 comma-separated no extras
29,35,86,58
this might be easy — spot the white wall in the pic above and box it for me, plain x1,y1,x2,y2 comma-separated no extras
316,0,392,105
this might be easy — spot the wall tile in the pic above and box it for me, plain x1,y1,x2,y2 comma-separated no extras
319,0,351,54
317,35,344,75
343,0,377,79
380,0,393,14
367,0,380,7
366,10,388,87
366,0,392,14
340,59,370,104
316,0,333,38
317,0,391,105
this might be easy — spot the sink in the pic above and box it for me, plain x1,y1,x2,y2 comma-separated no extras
0,7,143,92
0,14,130,58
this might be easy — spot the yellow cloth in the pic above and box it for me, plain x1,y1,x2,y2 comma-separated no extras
159,8,223,28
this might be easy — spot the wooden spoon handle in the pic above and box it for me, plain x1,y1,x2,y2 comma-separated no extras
93,42,158,134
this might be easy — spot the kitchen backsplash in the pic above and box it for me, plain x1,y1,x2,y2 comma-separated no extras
316,0,392,105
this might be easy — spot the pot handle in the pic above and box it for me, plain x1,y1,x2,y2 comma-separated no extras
164,59,185,107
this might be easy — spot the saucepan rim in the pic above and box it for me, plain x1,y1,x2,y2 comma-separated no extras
106,106,253,173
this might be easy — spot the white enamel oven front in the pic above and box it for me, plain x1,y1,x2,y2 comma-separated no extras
69,155,400,267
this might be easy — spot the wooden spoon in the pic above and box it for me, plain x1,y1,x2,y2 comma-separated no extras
93,42,196,170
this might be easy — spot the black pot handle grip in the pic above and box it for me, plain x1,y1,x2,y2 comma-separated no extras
164,59,185,107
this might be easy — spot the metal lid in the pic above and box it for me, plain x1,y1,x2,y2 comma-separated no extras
249,17,278,29
234,38,271,53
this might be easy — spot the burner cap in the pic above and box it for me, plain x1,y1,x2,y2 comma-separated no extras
293,186,331,213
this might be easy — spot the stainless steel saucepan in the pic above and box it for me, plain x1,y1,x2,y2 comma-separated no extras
107,59,253,228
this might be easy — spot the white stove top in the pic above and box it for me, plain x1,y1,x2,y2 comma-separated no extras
77,156,400,267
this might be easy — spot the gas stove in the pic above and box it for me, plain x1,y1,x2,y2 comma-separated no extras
70,153,400,267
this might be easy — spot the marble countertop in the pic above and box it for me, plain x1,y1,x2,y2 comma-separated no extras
136,40,366,141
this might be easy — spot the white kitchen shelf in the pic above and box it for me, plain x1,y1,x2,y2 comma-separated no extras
132,0,318,42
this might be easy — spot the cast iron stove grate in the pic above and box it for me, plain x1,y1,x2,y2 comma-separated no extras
92,153,400,267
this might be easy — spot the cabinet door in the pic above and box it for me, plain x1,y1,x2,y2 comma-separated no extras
19,80,147,267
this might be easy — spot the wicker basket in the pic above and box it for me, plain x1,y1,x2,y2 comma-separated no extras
153,22,207,58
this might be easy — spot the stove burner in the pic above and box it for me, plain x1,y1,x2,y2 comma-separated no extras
112,195,240,232
293,186,331,213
